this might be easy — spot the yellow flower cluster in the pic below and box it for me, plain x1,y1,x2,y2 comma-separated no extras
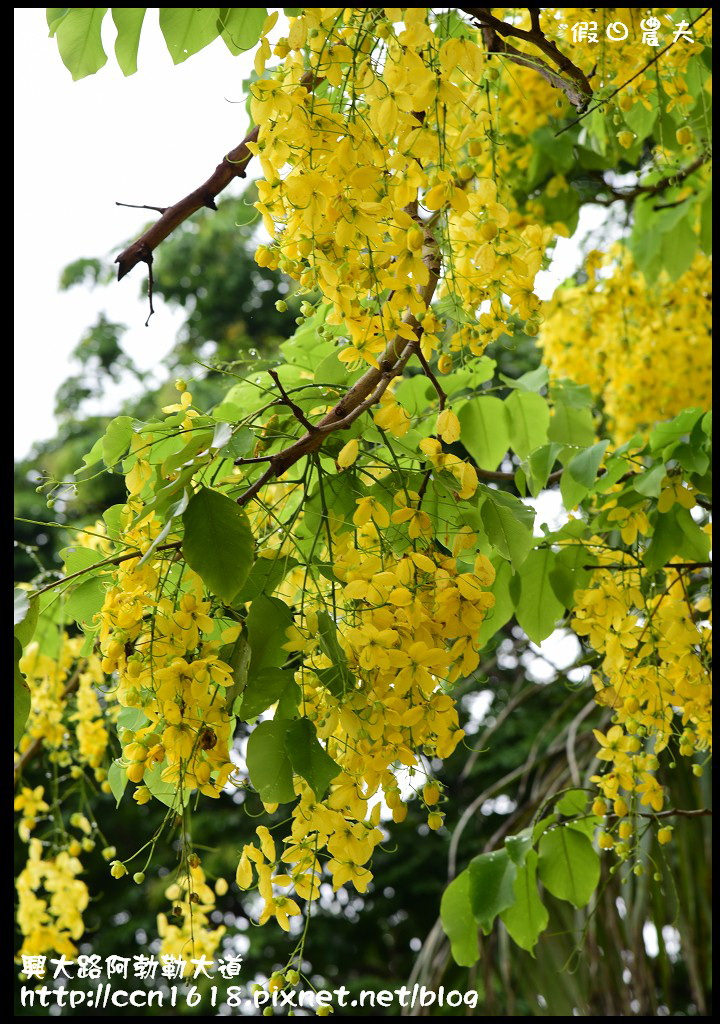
98,493,237,802
157,862,227,972
17,634,111,781
251,8,551,369
572,539,711,853
16,838,89,959
540,247,712,441
236,493,495,929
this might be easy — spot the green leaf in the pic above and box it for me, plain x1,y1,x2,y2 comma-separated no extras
246,720,295,804
549,379,593,409
108,760,128,807
548,544,594,609
504,391,550,459
112,7,146,75
441,870,479,967
219,631,251,714
237,668,296,721
504,828,533,867
315,611,354,696
537,826,600,908
560,466,587,511
182,487,254,602
64,576,107,628
650,408,703,453
479,489,535,569
159,7,221,63
643,510,684,573
217,7,267,54
247,595,293,674
14,590,39,648
500,365,548,392
633,463,666,498
54,7,108,80
47,9,70,34
548,402,595,447
14,637,31,748
555,789,588,817
219,426,255,461
527,442,562,496
675,506,712,563
144,761,189,811
458,397,510,471
514,548,565,644
476,559,515,648
567,440,609,488
117,706,149,732
468,848,518,934
500,850,548,953
284,718,341,799
102,415,134,467
234,553,298,603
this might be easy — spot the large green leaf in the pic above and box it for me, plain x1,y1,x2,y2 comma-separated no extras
159,7,222,63
514,548,565,644
548,401,595,447
500,850,548,952
14,590,39,648
64,576,107,629
441,869,479,967
112,8,146,75
182,487,254,603
479,489,535,569
315,610,354,696
237,668,296,721
468,848,518,934
217,8,268,54
284,718,341,799
246,720,296,804
108,759,128,807
537,826,600,908
102,415,134,467
504,390,550,459
567,440,609,489
54,7,108,80
458,396,510,471
476,558,515,648
144,761,190,812
246,595,293,674
234,553,298,603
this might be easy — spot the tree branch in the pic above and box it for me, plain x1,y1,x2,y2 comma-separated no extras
235,227,443,505
460,7,593,108
114,72,320,282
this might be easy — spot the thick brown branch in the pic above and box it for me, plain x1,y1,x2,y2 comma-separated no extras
236,234,443,506
114,72,320,281
460,7,593,108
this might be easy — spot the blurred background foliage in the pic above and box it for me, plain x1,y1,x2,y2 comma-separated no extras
14,187,711,1017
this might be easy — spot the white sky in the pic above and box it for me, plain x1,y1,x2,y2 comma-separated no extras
14,8,256,458
13,8,602,460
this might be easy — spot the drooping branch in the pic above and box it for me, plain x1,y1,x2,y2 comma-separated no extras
114,72,320,282
459,7,593,108
591,152,711,204
235,229,444,506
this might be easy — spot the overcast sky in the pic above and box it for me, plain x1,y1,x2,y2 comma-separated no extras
14,8,256,458
13,8,602,460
